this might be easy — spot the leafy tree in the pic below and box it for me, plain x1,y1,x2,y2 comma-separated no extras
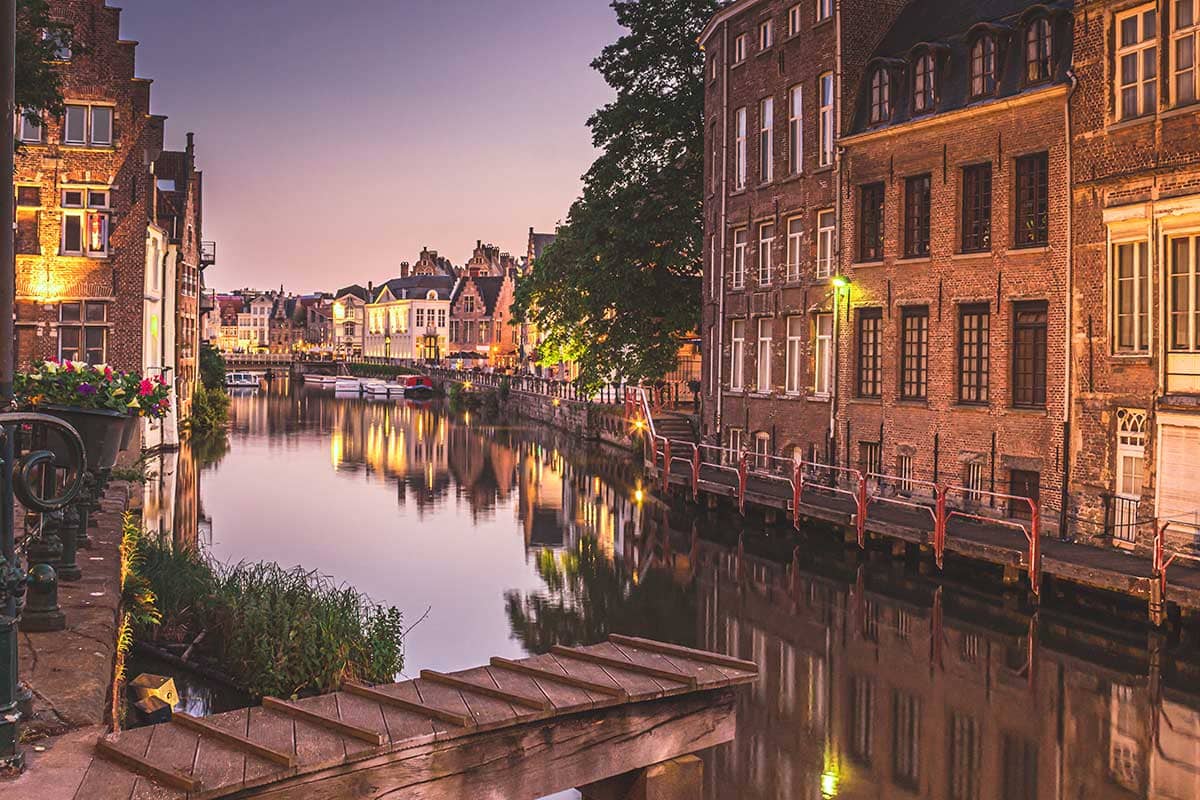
512,0,717,392
16,0,80,140
199,343,227,390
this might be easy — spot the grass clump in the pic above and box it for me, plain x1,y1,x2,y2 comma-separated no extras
136,539,404,699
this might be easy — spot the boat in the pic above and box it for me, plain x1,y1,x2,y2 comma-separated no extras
402,375,435,398
334,377,364,394
364,381,405,398
226,372,260,390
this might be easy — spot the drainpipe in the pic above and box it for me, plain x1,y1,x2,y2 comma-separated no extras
1059,68,1078,538
715,20,730,439
829,4,845,464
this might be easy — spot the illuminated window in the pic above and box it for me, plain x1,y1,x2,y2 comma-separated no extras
730,319,746,390
756,318,773,392
869,68,891,123
785,316,804,394
913,51,936,113
1014,152,1049,247
813,313,833,396
17,109,42,143
1026,17,1054,84
971,35,997,98
1112,240,1150,353
786,216,803,282
60,188,109,257
732,228,747,289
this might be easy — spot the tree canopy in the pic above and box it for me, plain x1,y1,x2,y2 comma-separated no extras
512,0,718,392
16,0,78,140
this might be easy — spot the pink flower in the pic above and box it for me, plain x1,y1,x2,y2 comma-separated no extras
139,378,154,396
157,372,167,386
63,361,75,373
103,367,113,381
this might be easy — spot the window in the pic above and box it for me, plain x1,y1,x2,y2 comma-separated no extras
869,68,891,124
463,294,475,314
816,209,835,278
857,308,883,397
1009,469,1039,517
786,217,803,282
786,316,804,394
758,19,773,50
60,188,109,257
759,97,774,182
961,163,993,253
813,312,833,396
733,228,747,289
709,234,718,299
734,33,747,63
710,53,718,82
971,35,997,97
728,428,744,464
1113,241,1150,353
788,4,802,36
949,713,982,800
735,107,748,189
1003,736,1038,800
710,122,718,194
897,454,914,494
913,51,936,113
788,85,804,174
859,183,885,262
17,110,42,143
758,222,775,284
1169,234,1200,351
1014,152,1049,247
958,304,990,404
1012,301,1048,408
58,302,107,364
860,441,882,477
757,318,773,391
1172,0,1198,104
893,691,921,789
850,677,875,764
904,174,931,258
900,306,929,400
1116,408,1147,498
43,28,71,61
730,319,746,390
816,0,832,23
1026,17,1054,84
754,432,771,469
63,104,113,146
965,461,985,501
818,72,834,167
1117,6,1158,119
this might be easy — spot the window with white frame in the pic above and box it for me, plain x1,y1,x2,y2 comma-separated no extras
816,209,835,278
63,104,113,147
1168,234,1200,351
813,312,833,396
786,316,804,394
816,0,832,23
17,109,42,143
786,216,803,282
710,121,718,194
788,4,802,36
709,234,718,299
759,18,773,50
788,85,803,174
1117,5,1158,119
759,222,775,285
897,454,914,494
1113,240,1150,353
757,318,773,392
60,188,110,257
1116,408,1147,499
708,326,717,396
818,72,834,167
759,97,774,182
463,294,475,314
735,107,748,189
754,431,771,469
734,33,747,63
728,427,745,465
965,461,985,501
58,301,107,364
1173,0,1199,104
733,228,747,289
730,319,746,390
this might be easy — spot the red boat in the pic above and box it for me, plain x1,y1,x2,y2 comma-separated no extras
403,375,435,397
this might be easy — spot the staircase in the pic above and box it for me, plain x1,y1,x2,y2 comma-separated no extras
654,413,697,444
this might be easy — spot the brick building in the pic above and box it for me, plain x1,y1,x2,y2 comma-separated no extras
449,269,519,366
698,0,907,464
1068,0,1200,549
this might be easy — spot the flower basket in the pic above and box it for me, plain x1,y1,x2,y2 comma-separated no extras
42,405,129,472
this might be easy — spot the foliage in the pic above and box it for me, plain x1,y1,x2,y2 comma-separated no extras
183,383,230,434
347,363,419,379
110,450,154,484
116,514,161,692
512,0,717,392
15,0,82,145
199,344,227,390
15,359,172,418
136,539,406,699
190,430,231,468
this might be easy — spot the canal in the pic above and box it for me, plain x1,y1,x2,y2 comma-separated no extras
142,380,1200,799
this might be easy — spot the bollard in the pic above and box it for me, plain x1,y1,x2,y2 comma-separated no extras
20,563,65,633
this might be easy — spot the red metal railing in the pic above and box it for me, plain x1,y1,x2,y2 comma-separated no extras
942,485,1041,596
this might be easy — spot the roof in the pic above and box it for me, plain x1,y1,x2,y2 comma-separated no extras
374,275,456,303
849,0,1074,135
334,284,371,302
528,231,557,263
451,275,506,316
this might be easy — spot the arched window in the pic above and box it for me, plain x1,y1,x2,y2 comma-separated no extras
913,51,936,113
869,68,891,123
1026,17,1053,83
970,35,997,97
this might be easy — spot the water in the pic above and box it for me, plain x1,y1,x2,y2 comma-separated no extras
147,380,1200,799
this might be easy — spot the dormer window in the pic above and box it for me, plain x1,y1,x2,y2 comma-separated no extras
913,51,936,114
869,68,891,123
1026,17,1053,84
970,35,997,97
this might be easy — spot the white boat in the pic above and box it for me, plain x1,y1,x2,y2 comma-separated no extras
302,374,337,388
364,381,405,397
334,377,364,394
226,372,260,389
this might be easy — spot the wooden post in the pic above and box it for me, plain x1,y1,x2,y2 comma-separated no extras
580,755,703,800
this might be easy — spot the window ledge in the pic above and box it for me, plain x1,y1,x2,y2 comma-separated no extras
848,397,883,406
952,250,993,260
756,48,774,59
1007,245,1051,255
896,256,932,265
952,402,992,412
813,17,834,30
1161,101,1200,121
1109,353,1152,364
853,260,886,269
812,164,835,175
896,399,930,407
731,60,746,70
730,188,748,197
1007,406,1048,416
809,393,832,402
1105,114,1155,134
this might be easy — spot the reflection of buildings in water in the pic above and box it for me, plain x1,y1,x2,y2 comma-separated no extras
672,535,1200,800
142,438,201,551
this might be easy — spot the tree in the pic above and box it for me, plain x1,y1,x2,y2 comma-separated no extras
199,343,227,390
16,0,79,141
512,0,718,392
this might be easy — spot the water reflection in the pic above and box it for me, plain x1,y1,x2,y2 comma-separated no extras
147,383,1200,799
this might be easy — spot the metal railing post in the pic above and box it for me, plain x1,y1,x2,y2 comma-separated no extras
737,453,748,515
934,486,946,569
856,475,868,548
691,444,701,501
792,460,803,531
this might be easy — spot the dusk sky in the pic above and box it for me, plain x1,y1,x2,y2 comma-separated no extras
115,0,623,292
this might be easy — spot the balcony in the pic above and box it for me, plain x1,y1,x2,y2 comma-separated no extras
200,240,217,267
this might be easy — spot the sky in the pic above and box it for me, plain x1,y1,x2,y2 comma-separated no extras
114,0,623,292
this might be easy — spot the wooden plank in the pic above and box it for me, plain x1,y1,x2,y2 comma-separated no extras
130,719,200,800
549,650,665,701
261,697,386,746
420,669,552,711
173,711,297,767
490,656,630,701
348,682,440,748
290,694,358,766
245,704,297,783
551,646,698,689
412,678,476,738
439,667,526,727
94,738,199,794
490,655,601,714
608,634,759,674
344,681,474,729
607,641,735,690
73,726,152,800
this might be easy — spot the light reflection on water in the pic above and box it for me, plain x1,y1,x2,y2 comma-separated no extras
145,380,1200,799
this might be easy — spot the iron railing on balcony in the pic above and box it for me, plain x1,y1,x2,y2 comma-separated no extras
200,240,217,267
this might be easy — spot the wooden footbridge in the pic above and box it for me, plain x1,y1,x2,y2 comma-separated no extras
76,637,756,800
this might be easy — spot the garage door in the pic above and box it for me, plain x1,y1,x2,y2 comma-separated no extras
1158,423,1200,527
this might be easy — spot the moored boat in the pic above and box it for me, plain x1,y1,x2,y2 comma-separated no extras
403,375,435,397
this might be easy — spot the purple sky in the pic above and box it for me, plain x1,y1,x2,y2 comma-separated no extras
115,0,622,292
